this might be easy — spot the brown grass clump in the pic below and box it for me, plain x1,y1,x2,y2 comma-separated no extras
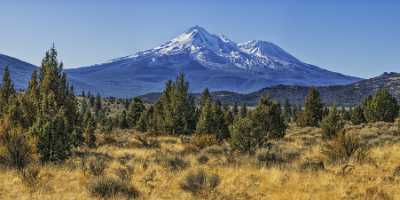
180,168,220,196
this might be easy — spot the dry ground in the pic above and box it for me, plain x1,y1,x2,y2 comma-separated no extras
1,122,400,200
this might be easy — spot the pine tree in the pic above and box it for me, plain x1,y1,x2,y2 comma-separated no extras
136,106,154,132
320,105,344,139
350,105,366,125
83,110,96,148
363,89,399,122
21,70,39,128
283,98,292,123
230,117,263,154
301,88,323,127
31,47,81,162
239,103,248,118
119,110,129,129
212,100,229,140
199,88,211,108
232,103,239,117
223,104,234,128
195,97,214,134
0,66,16,115
127,97,145,128
156,73,196,135
251,96,287,139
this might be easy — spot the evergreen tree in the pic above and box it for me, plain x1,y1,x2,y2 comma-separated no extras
119,110,129,129
31,47,81,162
239,103,248,118
341,107,351,121
127,97,145,128
350,105,366,125
251,96,287,139
230,117,263,154
195,97,214,134
136,106,154,132
212,100,229,140
223,104,234,128
320,105,344,139
156,74,196,135
283,98,292,123
83,110,96,148
0,66,16,115
232,103,239,117
363,89,399,122
199,88,211,108
94,93,102,113
301,88,323,127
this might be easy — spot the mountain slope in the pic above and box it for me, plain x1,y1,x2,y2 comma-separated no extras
0,54,97,93
66,26,361,97
139,72,400,106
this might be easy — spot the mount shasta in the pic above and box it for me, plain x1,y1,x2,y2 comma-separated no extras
0,26,360,97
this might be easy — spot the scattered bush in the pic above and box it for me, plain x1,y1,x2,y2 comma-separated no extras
363,89,399,123
181,169,220,196
0,124,34,170
87,157,108,176
230,117,264,154
196,154,209,164
256,149,285,166
191,133,218,149
320,106,344,139
322,132,366,164
88,176,139,199
136,135,160,148
19,165,41,190
202,145,227,155
299,159,325,171
154,152,188,171
115,166,134,183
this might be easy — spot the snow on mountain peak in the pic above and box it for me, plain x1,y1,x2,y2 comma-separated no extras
238,40,300,64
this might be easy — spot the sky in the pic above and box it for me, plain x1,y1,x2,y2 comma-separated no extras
0,0,399,78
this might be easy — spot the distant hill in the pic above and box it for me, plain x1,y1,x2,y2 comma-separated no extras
140,72,400,106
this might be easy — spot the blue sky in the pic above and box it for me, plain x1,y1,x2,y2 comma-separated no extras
0,0,399,78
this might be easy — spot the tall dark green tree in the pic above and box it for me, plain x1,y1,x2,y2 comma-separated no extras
301,88,323,127
127,97,145,128
283,98,292,123
320,105,344,139
195,95,214,134
350,105,366,125
0,66,16,115
251,96,287,139
212,100,229,140
31,47,81,162
363,89,399,122
239,103,248,118
83,110,96,148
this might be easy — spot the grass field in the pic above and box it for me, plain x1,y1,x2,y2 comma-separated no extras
1,121,400,200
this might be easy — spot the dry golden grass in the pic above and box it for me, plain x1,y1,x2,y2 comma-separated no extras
1,122,400,199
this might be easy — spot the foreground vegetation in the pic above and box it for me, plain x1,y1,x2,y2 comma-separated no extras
0,48,399,199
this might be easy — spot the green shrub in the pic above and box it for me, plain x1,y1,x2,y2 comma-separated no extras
299,159,325,171
256,149,285,166
322,132,366,164
196,154,209,164
191,133,218,149
154,152,188,171
230,117,264,154
320,106,344,139
181,169,220,196
88,176,139,199
0,124,34,170
87,157,107,176
136,135,160,149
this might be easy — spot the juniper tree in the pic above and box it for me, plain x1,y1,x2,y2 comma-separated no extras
223,104,234,128
119,110,129,129
232,103,239,117
83,110,96,148
195,96,214,134
230,117,263,154
283,98,292,123
0,66,16,115
239,103,248,118
320,105,344,139
127,97,145,128
212,100,229,140
363,89,399,122
251,96,287,139
31,47,81,162
350,106,366,125
301,88,323,127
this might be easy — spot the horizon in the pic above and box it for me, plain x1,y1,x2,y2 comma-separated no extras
1,1,400,78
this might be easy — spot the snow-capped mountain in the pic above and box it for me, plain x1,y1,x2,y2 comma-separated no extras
65,26,360,97
0,26,361,97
